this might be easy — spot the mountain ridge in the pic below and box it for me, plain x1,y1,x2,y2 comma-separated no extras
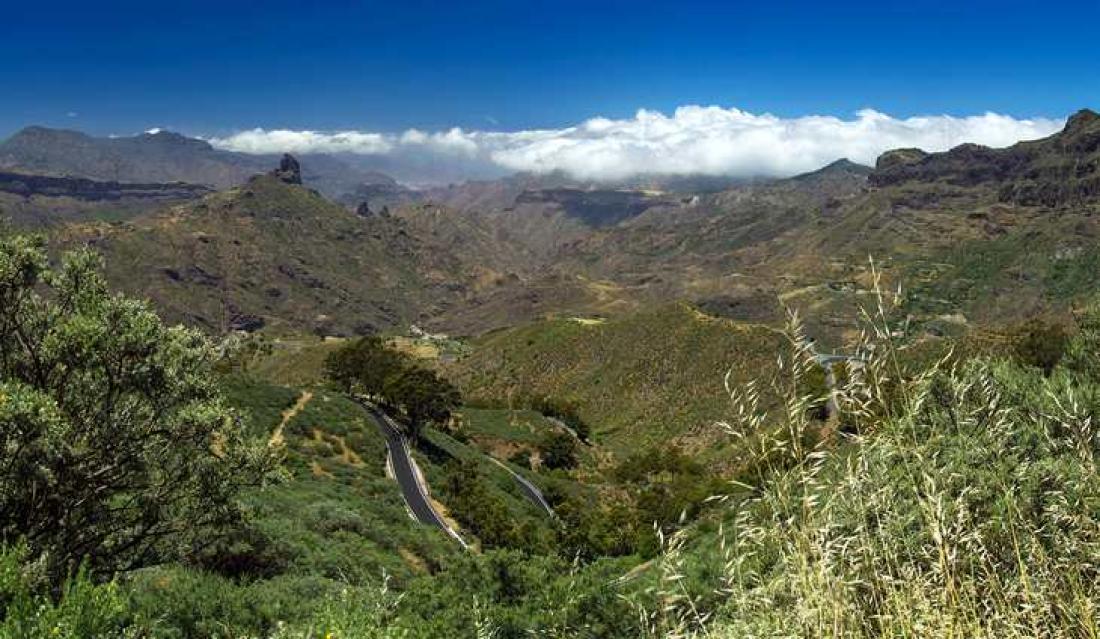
0,126,391,200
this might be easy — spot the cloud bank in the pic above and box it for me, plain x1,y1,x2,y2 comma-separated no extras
208,106,1064,182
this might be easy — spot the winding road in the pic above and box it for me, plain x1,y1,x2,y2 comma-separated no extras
358,401,469,549
487,457,556,517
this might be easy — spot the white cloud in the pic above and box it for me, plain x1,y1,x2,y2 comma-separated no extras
210,128,393,155
207,106,1064,182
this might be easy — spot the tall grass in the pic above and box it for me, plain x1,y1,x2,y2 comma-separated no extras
646,261,1100,637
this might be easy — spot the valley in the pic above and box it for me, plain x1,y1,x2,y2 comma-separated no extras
5,107,1100,637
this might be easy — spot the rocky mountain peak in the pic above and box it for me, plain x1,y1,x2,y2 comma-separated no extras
1064,109,1100,135
874,148,929,171
867,107,1100,207
271,154,302,185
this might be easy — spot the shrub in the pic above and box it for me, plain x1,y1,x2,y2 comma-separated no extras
1012,316,1069,375
0,543,125,637
536,432,578,471
508,450,532,470
649,293,1100,637
0,234,277,585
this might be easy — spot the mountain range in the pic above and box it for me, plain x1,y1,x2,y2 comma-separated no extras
0,126,384,200
5,109,1100,340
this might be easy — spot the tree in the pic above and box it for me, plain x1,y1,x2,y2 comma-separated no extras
323,335,407,396
0,234,276,585
537,431,578,470
382,367,460,440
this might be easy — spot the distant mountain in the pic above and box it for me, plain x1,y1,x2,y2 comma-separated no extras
335,171,418,212
54,169,436,334
0,126,400,200
786,158,872,194
870,108,1100,207
0,169,211,228
0,170,210,201
0,126,266,187
35,108,1100,340
420,170,749,215
52,156,585,335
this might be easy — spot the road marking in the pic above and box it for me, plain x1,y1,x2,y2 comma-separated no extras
359,400,469,550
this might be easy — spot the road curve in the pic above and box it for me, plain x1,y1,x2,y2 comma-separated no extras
487,457,556,517
357,401,468,549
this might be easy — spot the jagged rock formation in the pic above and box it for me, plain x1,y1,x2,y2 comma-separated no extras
270,154,302,185
874,148,929,171
353,201,390,218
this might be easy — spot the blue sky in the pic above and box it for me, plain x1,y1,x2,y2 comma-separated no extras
3,0,1098,138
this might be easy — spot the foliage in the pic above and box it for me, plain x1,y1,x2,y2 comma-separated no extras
0,543,126,638
323,335,407,396
507,450,531,469
214,332,275,374
612,446,721,557
526,397,591,441
449,304,785,459
640,287,1100,637
536,431,578,470
382,367,461,440
1063,299,1100,380
439,460,549,551
1011,316,1069,375
0,234,276,585
325,337,460,440
220,374,300,438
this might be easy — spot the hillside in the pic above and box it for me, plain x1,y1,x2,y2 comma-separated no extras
50,164,617,336
0,126,267,188
445,303,786,461
0,126,391,200
53,171,441,334
0,170,211,227
14,111,1100,344
514,111,1100,339
806,109,1100,327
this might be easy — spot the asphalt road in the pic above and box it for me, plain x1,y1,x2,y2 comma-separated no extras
487,457,556,517
358,401,468,548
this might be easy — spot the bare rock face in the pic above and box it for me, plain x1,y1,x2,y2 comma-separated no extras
0,171,210,200
271,154,302,185
868,108,1100,207
874,148,929,172
1064,108,1100,136
228,313,265,332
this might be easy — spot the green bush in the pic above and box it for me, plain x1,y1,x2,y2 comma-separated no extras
0,234,276,585
0,544,125,637
536,432,578,470
507,450,532,469
1012,317,1069,375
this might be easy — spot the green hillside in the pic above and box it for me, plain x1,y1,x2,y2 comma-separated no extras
54,174,442,335
448,303,786,460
